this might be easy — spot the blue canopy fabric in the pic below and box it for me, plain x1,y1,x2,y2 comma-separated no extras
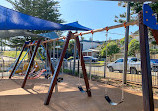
0,5,91,31
143,4,158,30
64,21,92,31
39,32,59,39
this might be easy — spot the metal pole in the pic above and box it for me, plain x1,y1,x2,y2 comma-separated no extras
53,41,55,60
104,58,106,78
139,11,154,111
73,41,76,75
123,2,130,84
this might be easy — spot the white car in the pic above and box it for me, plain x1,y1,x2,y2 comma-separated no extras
83,56,98,62
107,57,141,74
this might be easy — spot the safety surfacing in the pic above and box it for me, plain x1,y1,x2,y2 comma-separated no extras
0,74,158,111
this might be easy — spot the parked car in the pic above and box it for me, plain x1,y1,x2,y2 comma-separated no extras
150,59,158,72
107,57,141,74
83,56,98,62
51,58,68,67
107,57,158,74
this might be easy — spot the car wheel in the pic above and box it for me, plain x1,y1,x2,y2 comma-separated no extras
108,66,114,72
119,70,123,73
130,67,138,74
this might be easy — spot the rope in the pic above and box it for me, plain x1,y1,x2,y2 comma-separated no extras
79,43,81,85
104,30,108,95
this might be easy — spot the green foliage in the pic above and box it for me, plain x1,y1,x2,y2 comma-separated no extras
2,51,28,60
6,0,64,45
150,49,158,54
120,38,125,45
4,37,25,48
128,39,140,56
120,36,133,45
115,2,158,23
67,40,75,56
100,41,120,59
6,0,63,25
81,36,84,41
151,41,157,45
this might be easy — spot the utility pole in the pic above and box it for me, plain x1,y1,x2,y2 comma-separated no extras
123,2,130,84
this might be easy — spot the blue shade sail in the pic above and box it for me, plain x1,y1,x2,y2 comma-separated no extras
143,4,158,30
39,32,59,39
0,5,90,31
64,21,92,31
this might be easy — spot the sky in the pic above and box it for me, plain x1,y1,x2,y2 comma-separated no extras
0,0,139,41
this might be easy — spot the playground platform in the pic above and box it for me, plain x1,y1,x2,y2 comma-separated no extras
0,74,158,111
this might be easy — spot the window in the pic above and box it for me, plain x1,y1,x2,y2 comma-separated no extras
131,58,137,62
115,59,123,63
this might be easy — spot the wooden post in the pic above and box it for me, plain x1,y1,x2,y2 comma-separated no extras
44,31,72,105
9,43,27,78
21,40,41,88
139,11,154,111
151,30,158,45
44,43,54,76
75,36,92,97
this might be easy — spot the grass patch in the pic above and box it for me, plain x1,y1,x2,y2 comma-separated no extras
85,61,105,66
2,51,41,60
2,51,28,60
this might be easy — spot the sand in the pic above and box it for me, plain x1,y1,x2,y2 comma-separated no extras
0,74,158,111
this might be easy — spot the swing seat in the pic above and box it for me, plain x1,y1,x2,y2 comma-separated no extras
57,77,63,82
105,95,123,106
45,74,51,79
28,69,46,79
78,86,86,93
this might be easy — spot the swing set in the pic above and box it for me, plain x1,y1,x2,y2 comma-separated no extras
8,4,157,110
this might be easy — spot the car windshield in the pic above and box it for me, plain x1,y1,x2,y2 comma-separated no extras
131,58,137,62
150,59,158,63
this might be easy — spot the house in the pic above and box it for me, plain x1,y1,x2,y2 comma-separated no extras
80,40,102,57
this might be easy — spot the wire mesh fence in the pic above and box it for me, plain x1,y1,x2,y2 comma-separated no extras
65,60,158,88
1,58,158,88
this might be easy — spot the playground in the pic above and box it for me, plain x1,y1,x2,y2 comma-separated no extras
1,74,158,111
0,2,158,111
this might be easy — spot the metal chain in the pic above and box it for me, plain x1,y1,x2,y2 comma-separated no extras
104,31,108,95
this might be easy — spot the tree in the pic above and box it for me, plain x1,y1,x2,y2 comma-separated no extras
100,41,120,61
6,0,64,47
120,36,132,46
6,0,63,25
128,39,140,56
115,2,158,23
81,36,84,41
67,40,75,56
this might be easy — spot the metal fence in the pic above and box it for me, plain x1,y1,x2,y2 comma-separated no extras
1,59,158,88
0,59,47,78
65,60,158,88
